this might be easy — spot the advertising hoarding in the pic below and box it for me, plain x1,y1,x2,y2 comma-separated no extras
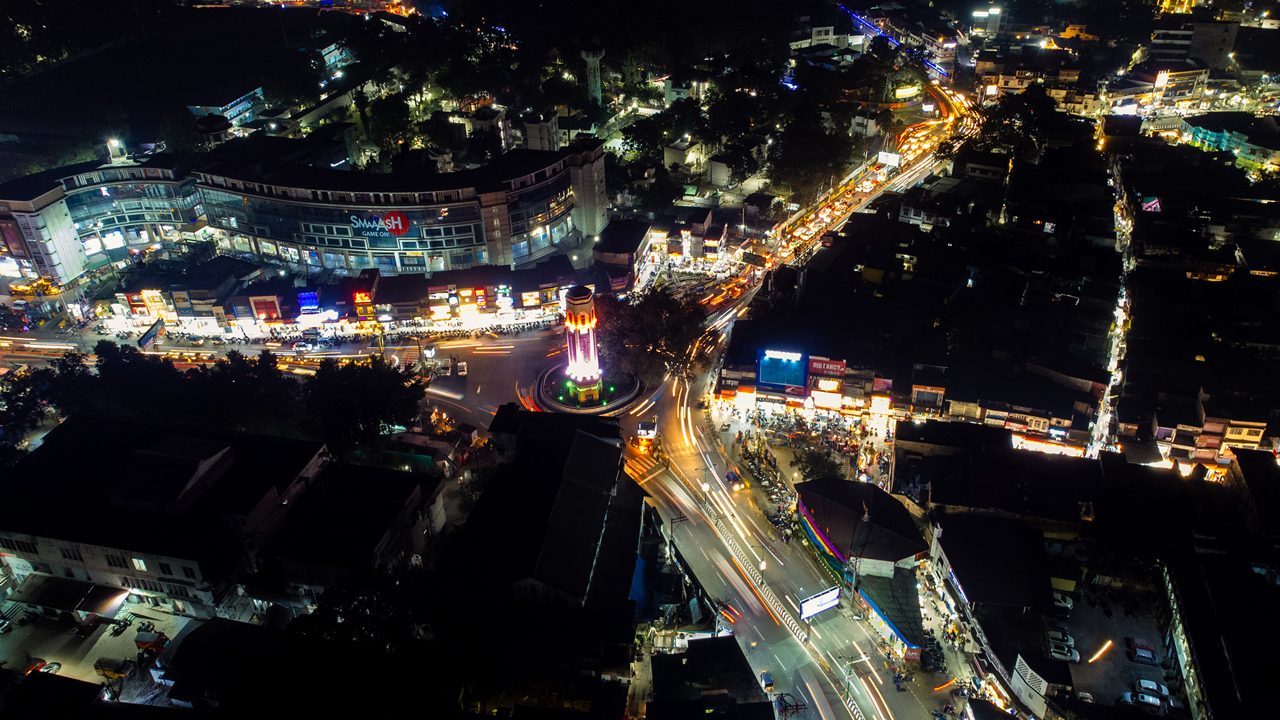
877,151,901,168
799,586,840,620
809,356,846,377
757,349,807,388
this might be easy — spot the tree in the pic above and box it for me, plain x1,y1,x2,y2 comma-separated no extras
791,445,844,482
594,287,707,385
637,165,685,209
262,48,324,107
0,367,53,466
622,114,669,162
465,128,503,164
158,109,203,154
366,96,413,160
304,355,424,456
769,109,853,204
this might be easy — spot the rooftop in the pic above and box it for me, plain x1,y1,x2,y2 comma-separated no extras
196,135,571,194
935,513,1049,609
0,415,322,563
594,219,651,255
797,478,927,563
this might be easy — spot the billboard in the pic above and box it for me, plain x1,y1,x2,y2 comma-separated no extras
799,586,840,620
877,151,901,167
757,349,807,388
137,318,164,350
809,356,846,377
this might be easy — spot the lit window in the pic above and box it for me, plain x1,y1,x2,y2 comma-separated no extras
132,558,148,572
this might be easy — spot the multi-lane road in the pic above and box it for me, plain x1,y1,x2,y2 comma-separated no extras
0,80,974,720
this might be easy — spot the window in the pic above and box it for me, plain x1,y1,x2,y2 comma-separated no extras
182,566,197,580
105,553,128,569
60,547,83,562
132,557,148,572
159,563,173,576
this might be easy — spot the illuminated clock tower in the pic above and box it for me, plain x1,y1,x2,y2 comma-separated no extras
563,285,602,403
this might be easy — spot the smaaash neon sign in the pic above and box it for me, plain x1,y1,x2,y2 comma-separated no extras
350,211,411,238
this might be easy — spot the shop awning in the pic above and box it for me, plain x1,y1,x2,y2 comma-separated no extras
10,573,128,617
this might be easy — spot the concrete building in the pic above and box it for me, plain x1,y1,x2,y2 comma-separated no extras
1150,17,1239,71
187,86,265,128
565,138,608,238
0,416,327,619
522,110,561,151
1181,111,1280,172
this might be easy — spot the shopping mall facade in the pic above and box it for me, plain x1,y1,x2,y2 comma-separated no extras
0,137,607,287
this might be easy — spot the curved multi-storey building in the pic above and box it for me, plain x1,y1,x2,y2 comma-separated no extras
195,136,606,275
0,155,203,283
0,136,607,285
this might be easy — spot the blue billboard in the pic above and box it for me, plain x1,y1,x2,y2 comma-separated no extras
757,349,807,388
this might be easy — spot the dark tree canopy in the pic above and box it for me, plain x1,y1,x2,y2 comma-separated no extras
595,287,708,385
0,343,424,463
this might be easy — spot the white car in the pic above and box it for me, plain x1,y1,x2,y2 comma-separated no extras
1135,679,1170,697
1045,641,1079,663
1044,629,1074,646
1052,591,1074,611
455,361,468,377
1119,692,1162,709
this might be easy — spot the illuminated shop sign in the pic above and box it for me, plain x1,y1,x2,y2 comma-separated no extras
351,211,412,238
809,356,846,377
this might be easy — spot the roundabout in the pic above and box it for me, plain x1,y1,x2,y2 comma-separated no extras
532,285,644,415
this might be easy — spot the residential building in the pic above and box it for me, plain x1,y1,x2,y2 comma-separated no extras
522,110,561,151
1150,17,1239,71
565,138,608,238
1181,111,1280,172
187,86,266,128
0,416,326,619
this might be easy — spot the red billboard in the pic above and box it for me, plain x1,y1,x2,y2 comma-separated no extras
809,356,846,377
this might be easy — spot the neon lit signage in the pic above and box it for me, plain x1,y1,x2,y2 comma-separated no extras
764,349,802,362
351,211,412,238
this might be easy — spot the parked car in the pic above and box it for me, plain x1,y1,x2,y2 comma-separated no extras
1135,679,1170,697
1076,692,1095,704
1126,636,1155,652
1044,629,1074,646
1043,620,1070,635
760,671,775,693
456,361,468,377
0,617,11,634
1128,647,1160,665
1052,591,1074,611
1119,692,1162,710
1045,641,1080,663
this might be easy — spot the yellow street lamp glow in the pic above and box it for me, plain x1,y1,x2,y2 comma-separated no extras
1087,639,1114,664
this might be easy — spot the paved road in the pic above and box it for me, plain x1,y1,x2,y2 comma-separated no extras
415,329,564,429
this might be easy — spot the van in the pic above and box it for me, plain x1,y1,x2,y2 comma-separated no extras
760,671,774,693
